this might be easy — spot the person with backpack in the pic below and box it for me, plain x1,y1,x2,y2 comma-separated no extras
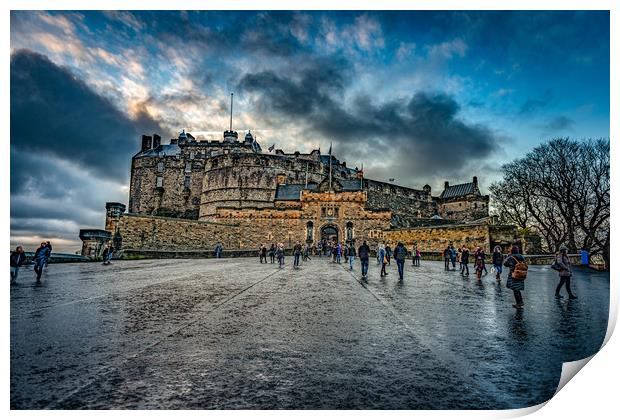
358,241,370,279
394,242,408,281
504,245,528,309
492,246,503,282
554,244,577,299
269,243,276,264
10,245,26,285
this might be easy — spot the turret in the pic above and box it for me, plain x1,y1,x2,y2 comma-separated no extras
105,202,126,233
141,135,152,151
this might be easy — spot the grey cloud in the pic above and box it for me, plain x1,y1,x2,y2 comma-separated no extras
519,88,553,114
238,62,500,184
543,115,574,132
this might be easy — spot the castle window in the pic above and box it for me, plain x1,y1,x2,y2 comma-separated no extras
185,162,192,173
306,221,314,242
157,162,164,172
189,151,195,160
346,221,353,241
184,175,191,188
156,176,163,188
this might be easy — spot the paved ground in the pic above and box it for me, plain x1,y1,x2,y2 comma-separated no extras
10,257,609,409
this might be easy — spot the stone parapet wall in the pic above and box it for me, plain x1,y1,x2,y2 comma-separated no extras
383,223,495,252
114,214,241,251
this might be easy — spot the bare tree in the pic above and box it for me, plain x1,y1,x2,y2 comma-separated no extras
490,138,609,267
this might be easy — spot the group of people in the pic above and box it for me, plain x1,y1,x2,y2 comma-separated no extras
10,241,53,284
443,243,578,309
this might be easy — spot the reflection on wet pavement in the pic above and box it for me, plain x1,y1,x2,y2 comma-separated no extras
10,258,609,409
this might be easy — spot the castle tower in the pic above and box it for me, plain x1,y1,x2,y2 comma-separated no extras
105,202,126,233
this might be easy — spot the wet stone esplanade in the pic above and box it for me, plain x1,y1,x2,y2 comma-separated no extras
10,257,609,409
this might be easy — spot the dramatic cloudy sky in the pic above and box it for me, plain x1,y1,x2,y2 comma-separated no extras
10,10,610,252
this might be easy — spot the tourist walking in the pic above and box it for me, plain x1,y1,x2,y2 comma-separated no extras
394,242,407,281
269,243,276,263
379,244,388,277
276,244,285,268
102,245,114,265
449,245,457,270
385,244,392,265
554,245,577,299
504,245,528,309
44,241,52,269
358,241,370,279
33,242,50,282
376,244,382,265
293,241,302,268
460,246,470,276
346,244,356,270
303,244,312,261
10,246,26,285
259,244,267,263
336,243,342,264
492,246,503,282
474,247,485,280
444,246,451,270
414,247,421,266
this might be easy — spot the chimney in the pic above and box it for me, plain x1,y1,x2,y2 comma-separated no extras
141,135,152,151
444,181,449,190
473,176,478,188
152,134,161,149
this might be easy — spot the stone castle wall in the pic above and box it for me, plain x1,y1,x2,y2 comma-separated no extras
439,195,490,222
382,224,495,253
199,153,335,219
129,153,206,219
113,214,241,251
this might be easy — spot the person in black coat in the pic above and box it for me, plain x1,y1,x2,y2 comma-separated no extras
10,246,26,284
357,241,371,278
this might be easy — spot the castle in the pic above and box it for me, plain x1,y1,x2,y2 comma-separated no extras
80,118,532,259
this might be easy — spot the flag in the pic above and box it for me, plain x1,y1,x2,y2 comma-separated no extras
268,144,275,152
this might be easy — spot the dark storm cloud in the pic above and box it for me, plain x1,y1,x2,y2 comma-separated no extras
10,49,160,250
238,62,499,181
11,49,163,182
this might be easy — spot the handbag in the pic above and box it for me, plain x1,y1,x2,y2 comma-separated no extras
551,261,562,271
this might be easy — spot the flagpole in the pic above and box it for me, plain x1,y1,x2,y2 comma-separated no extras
360,163,363,190
328,141,332,191
305,161,308,188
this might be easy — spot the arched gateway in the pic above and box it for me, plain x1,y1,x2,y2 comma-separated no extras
320,225,339,243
